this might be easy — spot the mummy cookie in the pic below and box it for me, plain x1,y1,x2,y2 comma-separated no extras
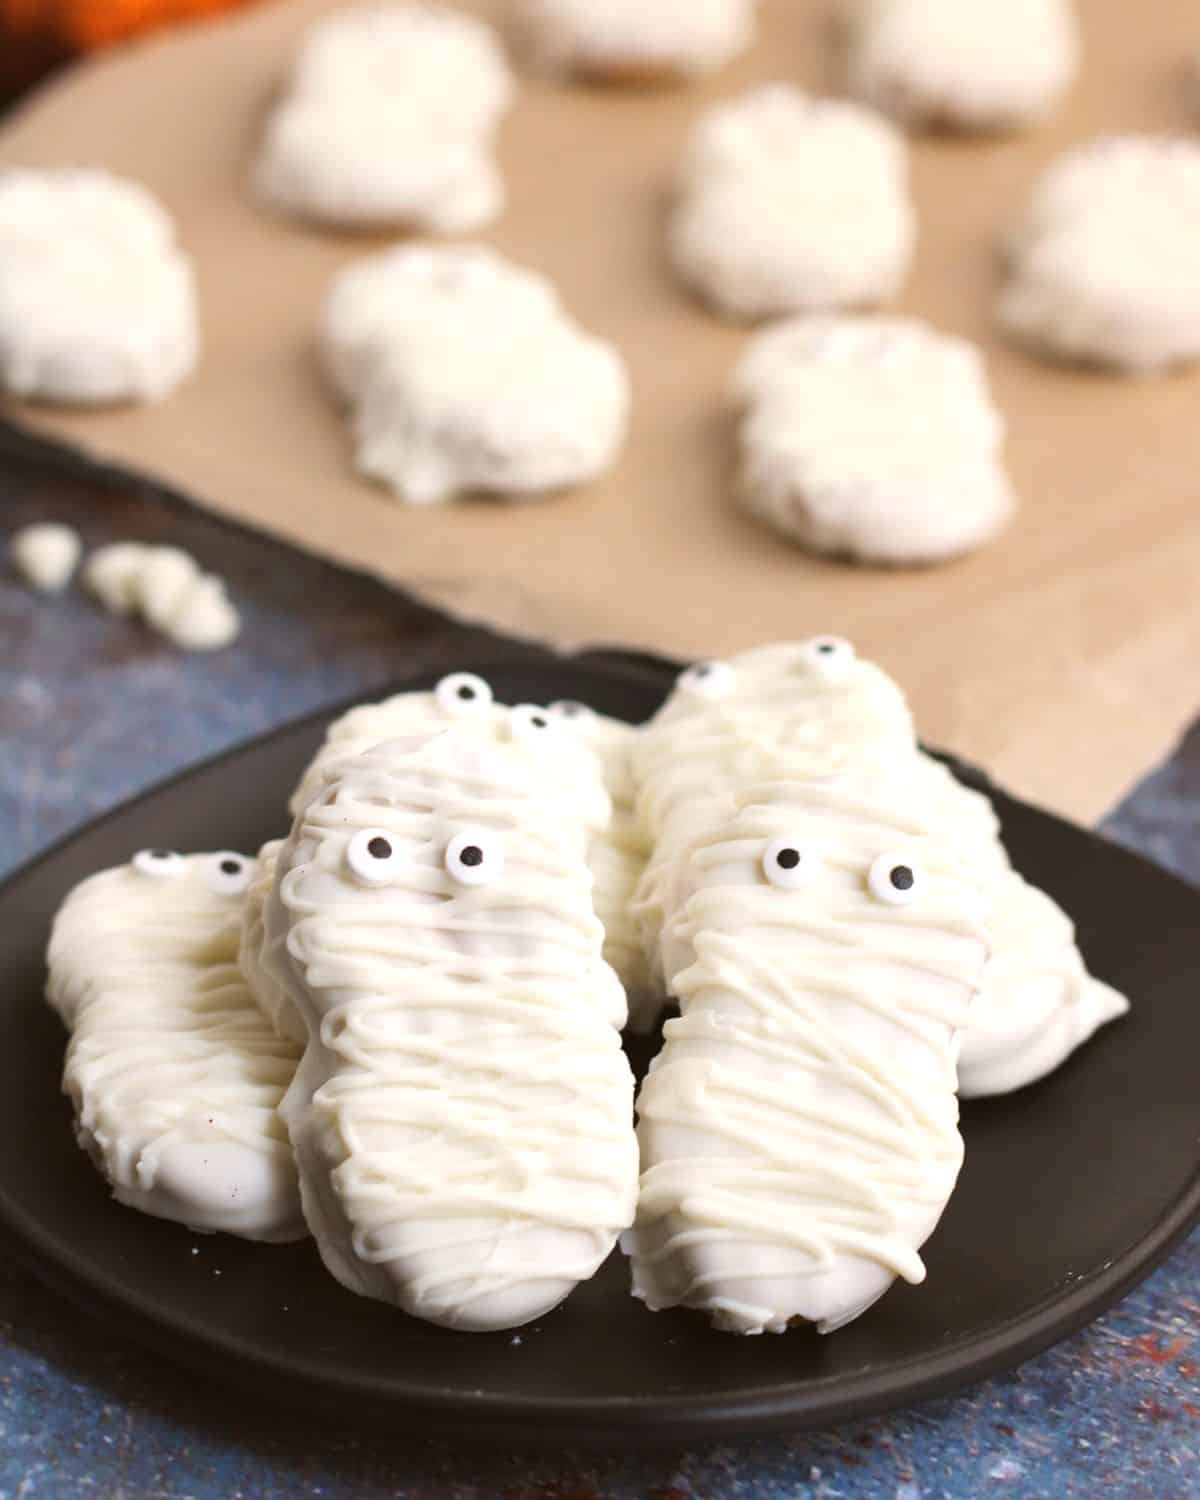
669,85,914,322
322,245,629,504
998,137,1200,374
255,3,512,233
633,640,1128,1094
83,542,240,650
958,874,1129,1098
0,168,197,406
264,731,638,1330
46,851,304,1241
515,0,757,82
550,700,652,998
842,0,1078,132
734,318,1016,564
238,840,306,1045
10,522,81,593
626,767,992,1334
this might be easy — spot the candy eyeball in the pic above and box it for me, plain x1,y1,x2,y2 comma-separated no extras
132,848,186,880
678,660,735,700
509,703,562,747
445,827,505,888
434,671,494,719
204,852,254,896
799,636,856,678
762,836,823,889
550,699,596,728
868,852,925,906
346,827,406,887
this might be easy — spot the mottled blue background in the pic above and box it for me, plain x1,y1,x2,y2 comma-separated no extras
2,422,1198,1499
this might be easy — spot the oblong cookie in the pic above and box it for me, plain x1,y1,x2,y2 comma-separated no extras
264,730,638,1330
47,850,304,1242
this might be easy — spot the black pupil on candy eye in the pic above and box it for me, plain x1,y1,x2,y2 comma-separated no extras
367,837,392,860
530,715,547,729
817,643,835,655
149,849,172,860
220,859,241,876
890,865,914,891
460,845,484,868
457,685,475,700
776,848,801,871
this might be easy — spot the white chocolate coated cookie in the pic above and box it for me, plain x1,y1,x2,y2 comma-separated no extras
288,674,650,994
264,731,638,1330
550,700,652,998
515,0,757,82
959,873,1128,1098
0,169,197,406
998,136,1200,374
842,0,1078,132
322,244,629,504
46,851,304,1241
626,770,991,1334
734,317,1016,564
255,3,512,233
238,840,306,1045
669,86,914,322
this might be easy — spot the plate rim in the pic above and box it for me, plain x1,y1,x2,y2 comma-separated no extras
2,650,1198,1446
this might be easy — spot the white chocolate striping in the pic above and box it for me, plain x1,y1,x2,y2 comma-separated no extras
47,854,304,1242
627,774,990,1333
266,732,637,1329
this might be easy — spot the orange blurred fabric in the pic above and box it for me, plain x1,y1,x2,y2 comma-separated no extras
2,0,263,48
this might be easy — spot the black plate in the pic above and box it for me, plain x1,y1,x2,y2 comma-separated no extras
1,655,1198,1448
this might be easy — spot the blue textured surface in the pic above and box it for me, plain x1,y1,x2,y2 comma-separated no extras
2,428,1198,1498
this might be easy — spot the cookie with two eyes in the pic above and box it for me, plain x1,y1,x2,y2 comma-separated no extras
669,85,914,322
285,672,652,998
733,317,1016,564
45,850,304,1241
998,136,1200,374
262,730,639,1331
840,0,1079,132
626,762,994,1335
255,2,513,233
631,639,1128,1103
514,0,758,83
0,168,198,406
320,244,629,504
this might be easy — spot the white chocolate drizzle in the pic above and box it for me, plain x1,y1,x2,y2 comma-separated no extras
46,853,304,1242
265,730,638,1330
626,770,991,1333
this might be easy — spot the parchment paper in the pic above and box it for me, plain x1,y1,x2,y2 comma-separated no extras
2,0,1199,823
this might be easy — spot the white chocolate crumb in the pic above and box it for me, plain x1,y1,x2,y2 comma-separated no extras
9,522,81,592
83,542,240,650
